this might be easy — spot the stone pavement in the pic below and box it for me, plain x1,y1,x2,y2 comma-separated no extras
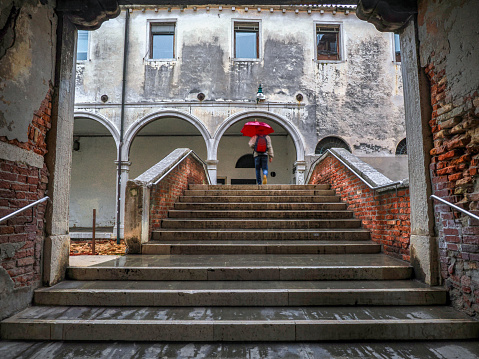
1,340,479,358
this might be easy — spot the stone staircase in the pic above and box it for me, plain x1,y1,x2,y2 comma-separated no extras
2,184,479,341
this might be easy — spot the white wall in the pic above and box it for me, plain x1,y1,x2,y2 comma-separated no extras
69,137,117,228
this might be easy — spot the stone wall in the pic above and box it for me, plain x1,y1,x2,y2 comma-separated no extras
419,0,479,317
308,150,410,261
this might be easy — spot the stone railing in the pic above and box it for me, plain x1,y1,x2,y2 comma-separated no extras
307,148,411,261
124,148,210,253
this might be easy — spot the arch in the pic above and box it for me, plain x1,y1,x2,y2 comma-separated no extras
315,136,351,155
123,109,212,162
235,154,255,168
395,138,407,155
74,111,120,145
212,110,305,163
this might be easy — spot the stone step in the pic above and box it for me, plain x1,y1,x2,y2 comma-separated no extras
174,202,348,211
66,254,412,281
3,306,478,341
183,190,337,197
142,240,380,255
178,196,341,203
168,210,354,219
152,228,371,241
33,280,446,307
189,184,330,190
160,219,363,230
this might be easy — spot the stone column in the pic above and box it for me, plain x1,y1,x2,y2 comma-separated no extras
294,161,306,185
43,17,77,286
400,19,439,285
113,161,131,239
206,160,218,185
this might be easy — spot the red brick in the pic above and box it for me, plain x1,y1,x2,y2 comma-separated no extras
438,150,463,161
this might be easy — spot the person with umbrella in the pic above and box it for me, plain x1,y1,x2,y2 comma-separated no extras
241,121,274,185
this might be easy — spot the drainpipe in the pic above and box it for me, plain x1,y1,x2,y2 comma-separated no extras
117,8,129,244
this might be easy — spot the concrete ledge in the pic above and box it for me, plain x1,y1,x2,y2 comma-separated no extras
70,232,114,239
0,141,44,169
307,148,409,193
133,148,191,186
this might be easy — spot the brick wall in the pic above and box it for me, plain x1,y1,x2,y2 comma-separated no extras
308,154,411,261
0,161,49,287
0,87,52,307
149,156,208,234
425,64,479,316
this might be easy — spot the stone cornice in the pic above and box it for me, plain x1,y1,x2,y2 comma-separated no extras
356,0,416,32
56,0,121,30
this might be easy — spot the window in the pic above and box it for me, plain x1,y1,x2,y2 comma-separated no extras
150,23,175,59
77,30,89,61
235,154,255,168
394,33,401,62
234,22,259,59
315,137,350,155
396,138,407,155
316,25,340,61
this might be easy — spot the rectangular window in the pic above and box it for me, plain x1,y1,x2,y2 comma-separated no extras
316,25,340,61
150,23,175,59
394,33,401,62
234,22,259,59
77,30,89,61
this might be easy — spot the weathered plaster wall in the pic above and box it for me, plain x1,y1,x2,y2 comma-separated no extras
75,6,405,158
0,1,56,143
0,0,57,320
418,0,479,317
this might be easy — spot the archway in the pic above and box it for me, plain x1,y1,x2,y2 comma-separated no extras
124,110,211,164
125,112,210,179
213,111,306,184
70,112,119,232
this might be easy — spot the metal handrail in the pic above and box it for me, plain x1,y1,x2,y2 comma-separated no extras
0,196,49,224
308,149,403,192
431,195,479,221
152,150,211,186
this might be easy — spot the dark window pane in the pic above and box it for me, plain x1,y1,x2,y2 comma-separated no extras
152,34,174,59
396,138,407,155
315,137,350,154
235,31,257,58
316,26,340,61
235,154,255,168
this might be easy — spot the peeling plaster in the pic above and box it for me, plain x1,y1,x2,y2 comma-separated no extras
0,1,56,142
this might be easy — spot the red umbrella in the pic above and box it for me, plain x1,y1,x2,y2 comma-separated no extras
240,121,274,137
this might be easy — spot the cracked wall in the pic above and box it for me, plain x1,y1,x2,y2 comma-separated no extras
0,0,56,320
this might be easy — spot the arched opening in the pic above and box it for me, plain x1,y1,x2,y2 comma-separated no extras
396,138,407,155
315,136,351,155
128,116,208,179
70,116,118,231
235,154,255,168
215,115,299,184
